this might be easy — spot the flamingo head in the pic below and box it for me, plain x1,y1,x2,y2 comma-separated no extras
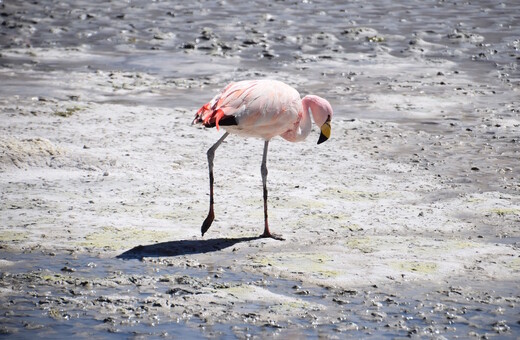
303,95,333,144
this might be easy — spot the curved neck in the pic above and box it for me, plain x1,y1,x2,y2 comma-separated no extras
284,102,312,142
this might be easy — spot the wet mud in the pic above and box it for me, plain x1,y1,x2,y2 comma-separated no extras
1,252,518,338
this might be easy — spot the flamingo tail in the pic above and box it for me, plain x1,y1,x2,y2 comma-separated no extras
193,103,238,130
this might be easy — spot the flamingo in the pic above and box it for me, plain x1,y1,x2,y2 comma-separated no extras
192,79,333,240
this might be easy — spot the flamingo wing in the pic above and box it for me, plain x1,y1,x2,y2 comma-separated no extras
193,80,302,140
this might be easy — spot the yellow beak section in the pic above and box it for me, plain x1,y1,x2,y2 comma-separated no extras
317,116,331,144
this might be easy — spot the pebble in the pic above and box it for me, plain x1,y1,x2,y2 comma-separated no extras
60,266,76,272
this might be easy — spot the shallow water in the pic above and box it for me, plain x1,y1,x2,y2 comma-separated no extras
1,250,519,339
1,0,519,114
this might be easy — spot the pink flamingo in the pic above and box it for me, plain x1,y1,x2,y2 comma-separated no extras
193,79,333,240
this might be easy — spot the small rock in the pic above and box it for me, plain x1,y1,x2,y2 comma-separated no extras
61,266,76,273
182,42,195,49
243,38,259,45
492,320,510,333
103,317,115,323
166,287,194,296
332,297,350,305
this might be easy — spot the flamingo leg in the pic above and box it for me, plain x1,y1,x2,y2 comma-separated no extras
260,140,285,241
201,132,229,236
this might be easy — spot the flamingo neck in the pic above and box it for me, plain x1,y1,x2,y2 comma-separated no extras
290,101,313,142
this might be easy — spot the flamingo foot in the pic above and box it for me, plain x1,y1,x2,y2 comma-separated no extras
260,230,285,241
201,209,214,236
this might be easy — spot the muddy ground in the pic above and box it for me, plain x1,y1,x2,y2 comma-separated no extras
1,0,519,338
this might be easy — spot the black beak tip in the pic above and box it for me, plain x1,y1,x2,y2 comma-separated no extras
317,133,328,145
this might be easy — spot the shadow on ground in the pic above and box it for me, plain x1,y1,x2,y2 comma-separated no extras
117,236,261,260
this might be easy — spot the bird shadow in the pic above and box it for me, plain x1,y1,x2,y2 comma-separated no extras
117,236,261,260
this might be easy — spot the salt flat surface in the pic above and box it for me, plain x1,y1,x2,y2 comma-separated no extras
1,0,519,338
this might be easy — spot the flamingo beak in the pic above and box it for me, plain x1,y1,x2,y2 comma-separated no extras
317,116,331,144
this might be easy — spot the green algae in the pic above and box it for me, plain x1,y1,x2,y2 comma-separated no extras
253,252,339,279
453,240,479,249
346,237,376,253
0,231,28,242
79,226,171,250
55,106,82,117
490,208,520,217
150,212,178,220
391,261,438,274
505,258,520,271
325,188,396,201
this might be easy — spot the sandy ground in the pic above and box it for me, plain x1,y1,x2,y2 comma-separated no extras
1,0,519,338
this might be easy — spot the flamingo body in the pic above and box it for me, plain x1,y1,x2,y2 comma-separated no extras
193,79,333,240
194,80,303,140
